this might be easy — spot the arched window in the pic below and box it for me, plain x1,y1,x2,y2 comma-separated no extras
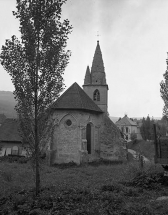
93,89,100,101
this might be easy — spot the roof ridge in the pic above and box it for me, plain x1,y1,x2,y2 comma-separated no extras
51,82,75,106
75,83,85,109
52,82,103,113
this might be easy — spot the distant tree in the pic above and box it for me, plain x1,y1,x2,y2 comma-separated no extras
155,117,167,137
140,116,155,140
0,0,72,195
140,117,147,140
146,115,151,140
160,58,168,124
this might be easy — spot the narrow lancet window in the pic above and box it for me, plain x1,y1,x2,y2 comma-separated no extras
93,89,100,101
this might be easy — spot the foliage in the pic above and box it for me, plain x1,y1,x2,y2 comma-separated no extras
155,116,167,137
160,60,168,134
127,140,155,161
124,170,163,190
130,131,137,143
140,116,155,140
1,171,13,182
0,162,168,215
0,0,72,194
0,155,30,163
0,0,72,150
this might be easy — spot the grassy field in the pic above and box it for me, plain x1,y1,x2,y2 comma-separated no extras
0,160,168,214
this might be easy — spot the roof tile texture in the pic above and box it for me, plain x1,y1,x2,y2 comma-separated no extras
0,118,21,142
52,82,103,113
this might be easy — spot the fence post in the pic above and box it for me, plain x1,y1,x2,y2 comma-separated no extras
153,124,158,163
139,154,144,170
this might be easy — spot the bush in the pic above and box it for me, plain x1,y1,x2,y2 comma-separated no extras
130,132,137,143
1,171,13,182
0,155,29,164
122,165,163,190
18,157,29,164
89,158,123,166
52,161,78,169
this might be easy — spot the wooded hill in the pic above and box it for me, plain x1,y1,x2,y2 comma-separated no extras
0,91,16,118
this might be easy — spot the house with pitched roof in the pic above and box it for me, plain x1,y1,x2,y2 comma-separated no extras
0,114,6,126
0,118,28,156
46,41,127,165
116,115,142,141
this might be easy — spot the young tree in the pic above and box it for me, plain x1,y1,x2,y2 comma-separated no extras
160,56,168,120
0,0,72,195
140,116,154,140
146,115,151,140
140,117,147,140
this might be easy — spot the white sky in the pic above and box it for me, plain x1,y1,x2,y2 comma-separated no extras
0,0,167,118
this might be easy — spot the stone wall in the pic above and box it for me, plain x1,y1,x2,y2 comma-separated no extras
46,111,127,165
48,110,103,165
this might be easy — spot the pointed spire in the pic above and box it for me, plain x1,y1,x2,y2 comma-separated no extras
91,41,104,73
84,66,91,85
91,41,107,85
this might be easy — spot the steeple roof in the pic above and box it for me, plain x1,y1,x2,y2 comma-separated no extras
91,41,105,74
52,82,103,113
90,41,107,85
84,66,91,85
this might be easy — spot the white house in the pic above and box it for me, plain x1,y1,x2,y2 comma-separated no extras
115,115,142,141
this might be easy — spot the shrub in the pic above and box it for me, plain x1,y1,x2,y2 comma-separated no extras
18,157,29,164
89,158,123,166
130,132,137,143
1,171,13,182
52,161,78,169
123,166,163,190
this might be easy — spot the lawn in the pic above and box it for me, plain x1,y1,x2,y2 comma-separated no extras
0,160,168,214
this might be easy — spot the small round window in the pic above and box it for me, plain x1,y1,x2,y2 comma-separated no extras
66,119,72,126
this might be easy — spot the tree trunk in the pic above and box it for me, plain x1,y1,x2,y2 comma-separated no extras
35,86,40,195
35,15,40,195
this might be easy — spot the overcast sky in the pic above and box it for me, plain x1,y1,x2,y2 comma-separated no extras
0,0,168,118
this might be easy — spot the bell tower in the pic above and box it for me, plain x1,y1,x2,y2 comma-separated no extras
83,41,108,113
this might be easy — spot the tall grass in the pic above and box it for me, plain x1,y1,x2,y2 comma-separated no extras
0,161,167,215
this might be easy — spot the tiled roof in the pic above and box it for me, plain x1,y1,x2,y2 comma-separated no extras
0,118,21,142
52,82,103,113
116,115,137,126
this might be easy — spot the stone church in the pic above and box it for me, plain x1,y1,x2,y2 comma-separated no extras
47,41,126,165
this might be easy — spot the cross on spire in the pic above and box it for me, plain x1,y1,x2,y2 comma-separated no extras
96,31,100,41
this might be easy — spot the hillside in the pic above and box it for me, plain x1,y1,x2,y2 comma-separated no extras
0,91,17,118
127,140,155,161
0,91,162,121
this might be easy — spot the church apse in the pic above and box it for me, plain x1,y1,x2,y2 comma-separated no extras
55,114,79,164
